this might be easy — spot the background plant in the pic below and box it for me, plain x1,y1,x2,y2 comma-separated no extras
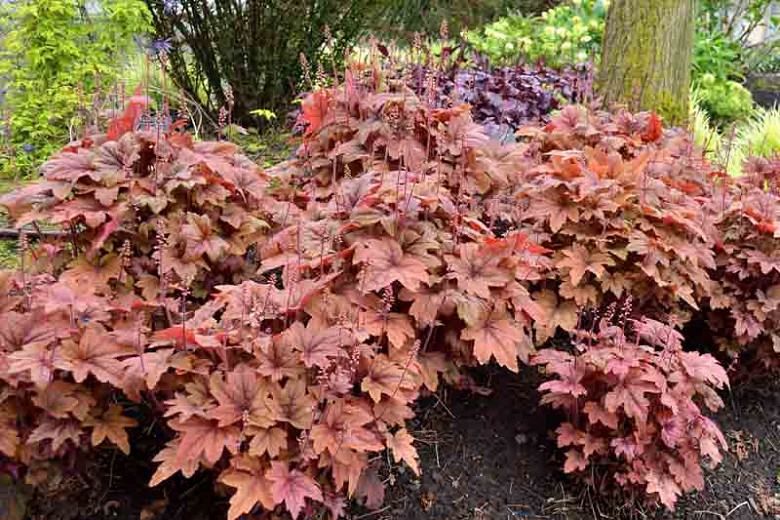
513,107,717,338
144,0,394,126
0,0,151,179
467,0,607,67
706,160,780,365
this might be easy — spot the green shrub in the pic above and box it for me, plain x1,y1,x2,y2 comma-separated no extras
692,29,744,83
375,0,555,39
467,0,607,66
699,0,780,76
144,0,393,127
694,74,755,126
0,0,151,179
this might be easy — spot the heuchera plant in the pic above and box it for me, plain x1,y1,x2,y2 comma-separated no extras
512,107,719,340
0,95,271,300
410,63,590,135
707,157,780,363
533,311,729,510
0,56,552,519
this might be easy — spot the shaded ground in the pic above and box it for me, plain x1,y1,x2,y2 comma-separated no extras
5,364,780,520
381,366,780,520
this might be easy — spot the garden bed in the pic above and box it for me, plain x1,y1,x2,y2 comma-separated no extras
6,364,780,520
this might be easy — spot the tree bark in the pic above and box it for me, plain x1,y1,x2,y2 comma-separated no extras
598,0,696,125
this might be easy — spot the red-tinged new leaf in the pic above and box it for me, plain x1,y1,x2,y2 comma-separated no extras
88,217,120,258
354,238,429,292
642,112,663,143
385,428,420,475
107,92,149,141
82,405,138,455
298,89,329,136
267,461,324,520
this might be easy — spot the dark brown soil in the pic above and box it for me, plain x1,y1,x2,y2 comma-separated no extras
379,366,780,520
6,365,780,520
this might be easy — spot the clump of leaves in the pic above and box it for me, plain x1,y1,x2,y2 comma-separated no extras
512,107,719,339
0,57,553,519
0,97,271,301
0,270,142,466
413,63,590,136
706,157,780,364
291,37,589,138
533,311,729,511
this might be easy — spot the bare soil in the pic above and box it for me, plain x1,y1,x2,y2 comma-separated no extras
5,364,780,520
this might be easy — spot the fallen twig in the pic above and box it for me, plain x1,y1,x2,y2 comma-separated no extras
0,227,64,239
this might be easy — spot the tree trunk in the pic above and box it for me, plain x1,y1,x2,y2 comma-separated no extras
598,0,695,125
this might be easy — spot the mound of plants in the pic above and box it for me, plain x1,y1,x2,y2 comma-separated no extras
2,53,768,517
293,44,591,137
467,0,607,67
413,62,591,134
534,312,728,510
0,64,554,519
706,158,780,364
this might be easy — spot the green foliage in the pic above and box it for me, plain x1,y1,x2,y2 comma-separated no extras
0,0,150,179
699,0,780,74
689,89,723,160
375,0,554,38
467,0,607,67
690,0,778,122
689,93,779,176
693,29,745,82
727,107,780,174
694,74,755,126
144,0,392,125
